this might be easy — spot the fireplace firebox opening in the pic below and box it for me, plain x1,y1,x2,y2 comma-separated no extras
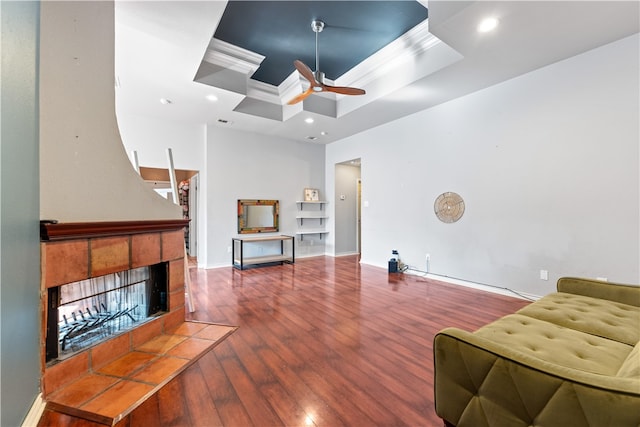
46,262,168,364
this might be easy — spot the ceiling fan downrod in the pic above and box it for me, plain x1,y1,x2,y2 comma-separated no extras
312,20,325,88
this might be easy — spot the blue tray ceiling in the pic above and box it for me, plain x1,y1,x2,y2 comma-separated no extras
214,1,428,86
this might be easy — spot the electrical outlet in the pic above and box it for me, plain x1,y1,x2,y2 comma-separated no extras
540,270,548,281
596,277,608,282
227,246,232,253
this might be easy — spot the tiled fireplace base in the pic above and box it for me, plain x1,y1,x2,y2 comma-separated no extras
45,320,236,425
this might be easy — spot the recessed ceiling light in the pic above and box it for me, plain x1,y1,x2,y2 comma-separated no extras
206,94,218,102
320,131,328,136
159,98,172,105
217,118,232,125
477,17,499,33
306,136,317,141
304,117,314,124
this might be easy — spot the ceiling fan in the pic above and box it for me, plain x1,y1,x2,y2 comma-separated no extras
287,20,366,105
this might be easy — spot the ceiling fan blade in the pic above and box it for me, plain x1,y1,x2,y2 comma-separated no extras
323,85,366,96
293,60,318,86
287,87,314,105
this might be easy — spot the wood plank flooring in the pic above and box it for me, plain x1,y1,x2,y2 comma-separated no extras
39,255,530,426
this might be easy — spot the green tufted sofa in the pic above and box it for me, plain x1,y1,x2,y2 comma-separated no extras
434,277,640,427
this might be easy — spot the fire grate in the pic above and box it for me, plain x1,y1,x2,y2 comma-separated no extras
46,263,168,363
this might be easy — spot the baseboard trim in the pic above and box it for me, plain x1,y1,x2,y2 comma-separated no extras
22,393,46,427
357,259,540,301
405,270,541,301
334,251,359,257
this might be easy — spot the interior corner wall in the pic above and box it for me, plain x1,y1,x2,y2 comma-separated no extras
1,1,42,425
327,33,640,297
204,126,325,268
39,1,181,222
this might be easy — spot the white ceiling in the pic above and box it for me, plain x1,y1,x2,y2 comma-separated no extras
114,1,639,145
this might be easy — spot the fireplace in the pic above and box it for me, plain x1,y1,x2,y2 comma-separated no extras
40,220,189,395
38,220,240,425
46,263,168,363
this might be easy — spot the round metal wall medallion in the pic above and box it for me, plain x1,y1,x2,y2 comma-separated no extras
434,192,465,223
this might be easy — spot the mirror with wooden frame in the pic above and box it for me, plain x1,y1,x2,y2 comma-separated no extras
237,199,279,234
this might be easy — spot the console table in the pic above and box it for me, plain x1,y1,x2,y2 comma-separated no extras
232,235,294,270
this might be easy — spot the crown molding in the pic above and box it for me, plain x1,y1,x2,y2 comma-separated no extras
339,20,439,88
195,18,449,122
203,38,264,75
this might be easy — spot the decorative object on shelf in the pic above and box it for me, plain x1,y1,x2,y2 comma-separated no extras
434,192,465,223
237,199,279,234
304,188,320,201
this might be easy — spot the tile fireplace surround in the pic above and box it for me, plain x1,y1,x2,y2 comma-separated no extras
39,220,236,425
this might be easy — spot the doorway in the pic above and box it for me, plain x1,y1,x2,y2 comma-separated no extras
139,166,199,260
357,178,362,255
334,159,361,256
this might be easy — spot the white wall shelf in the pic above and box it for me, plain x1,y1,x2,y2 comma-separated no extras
296,201,328,240
295,230,329,240
295,213,328,225
296,200,328,207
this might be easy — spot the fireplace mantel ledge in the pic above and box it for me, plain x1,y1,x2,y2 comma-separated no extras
40,219,189,241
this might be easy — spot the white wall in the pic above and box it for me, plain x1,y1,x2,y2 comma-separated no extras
204,126,325,268
327,34,640,296
39,2,180,222
118,115,205,172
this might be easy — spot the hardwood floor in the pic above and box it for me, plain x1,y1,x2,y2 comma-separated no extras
39,255,530,426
